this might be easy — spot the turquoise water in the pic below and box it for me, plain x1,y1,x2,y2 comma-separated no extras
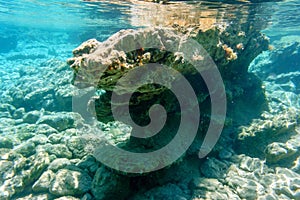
0,0,134,55
0,0,135,112
0,0,300,199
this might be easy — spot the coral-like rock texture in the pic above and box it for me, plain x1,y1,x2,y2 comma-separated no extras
67,0,271,174
68,25,268,121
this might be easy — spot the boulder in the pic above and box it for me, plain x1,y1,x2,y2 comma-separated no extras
91,166,130,200
50,169,92,196
0,151,50,199
37,143,72,159
23,110,41,124
131,183,187,200
48,158,72,172
38,113,77,131
32,170,55,192
265,142,297,164
0,136,14,149
191,178,240,200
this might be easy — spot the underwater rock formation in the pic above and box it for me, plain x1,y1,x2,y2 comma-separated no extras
236,38,300,167
67,0,272,175
68,26,268,108
1,0,300,199
236,109,299,162
250,41,300,80
67,22,269,155
0,151,50,199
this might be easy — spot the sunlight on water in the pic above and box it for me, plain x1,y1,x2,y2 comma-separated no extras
0,0,299,34
0,0,299,199
264,0,300,37
0,0,132,30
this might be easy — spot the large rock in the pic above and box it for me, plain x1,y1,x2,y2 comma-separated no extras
67,27,268,163
265,142,297,164
250,41,300,79
23,110,41,124
49,169,92,196
32,170,55,192
48,158,72,172
91,166,130,200
67,0,272,177
37,112,81,131
131,183,188,200
36,143,73,159
68,0,270,127
191,178,240,200
0,151,50,199
68,27,268,92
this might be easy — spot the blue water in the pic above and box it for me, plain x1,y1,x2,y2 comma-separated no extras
0,0,300,199
0,0,134,57
0,0,140,115
0,0,299,56
263,0,300,40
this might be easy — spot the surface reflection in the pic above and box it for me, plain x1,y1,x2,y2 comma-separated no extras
84,0,274,32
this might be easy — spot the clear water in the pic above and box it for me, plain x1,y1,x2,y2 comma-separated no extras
0,0,135,59
0,0,133,31
0,0,300,199
0,0,299,55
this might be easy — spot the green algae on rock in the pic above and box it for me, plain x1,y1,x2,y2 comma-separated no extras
68,27,268,126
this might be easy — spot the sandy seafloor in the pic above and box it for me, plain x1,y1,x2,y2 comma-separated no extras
0,1,300,200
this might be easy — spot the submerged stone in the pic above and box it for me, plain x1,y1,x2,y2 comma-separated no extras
0,136,14,149
48,133,63,144
236,109,298,159
23,110,41,124
54,196,81,200
265,142,297,164
0,103,16,115
91,166,130,200
131,183,187,200
36,124,59,136
28,134,48,145
13,107,25,119
191,178,239,200
14,141,36,157
0,151,50,199
48,158,72,172
50,169,92,196
68,27,268,174
32,170,55,192
0,160,14,182
200,157,229,179
38,113,76,131
37,143,72,159
14,193,54,200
